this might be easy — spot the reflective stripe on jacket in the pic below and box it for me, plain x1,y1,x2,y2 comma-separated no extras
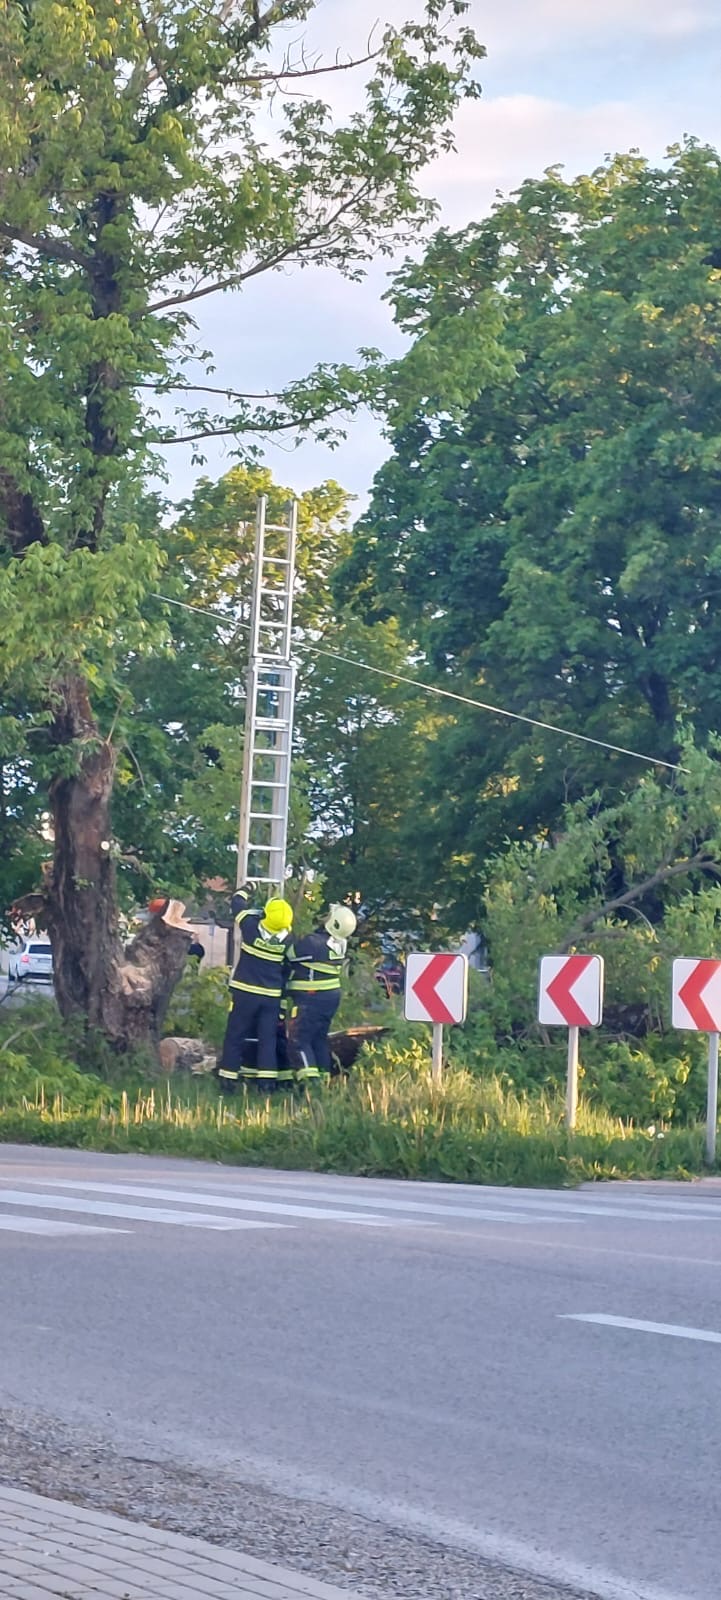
229,889,288,998
287,929,344,995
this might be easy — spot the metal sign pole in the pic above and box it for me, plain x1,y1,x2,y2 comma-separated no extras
431,1022,443,1084
566,1025,579,1130
706,1032,719,1167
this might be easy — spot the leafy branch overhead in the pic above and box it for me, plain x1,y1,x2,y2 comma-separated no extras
0,0,483,563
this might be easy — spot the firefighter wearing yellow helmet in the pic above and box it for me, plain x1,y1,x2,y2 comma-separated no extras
286,902,357,1083
217,881,294,1094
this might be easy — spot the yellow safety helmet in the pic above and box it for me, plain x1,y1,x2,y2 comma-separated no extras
262,897,294,935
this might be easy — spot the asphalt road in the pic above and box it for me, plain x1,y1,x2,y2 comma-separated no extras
1,1146,721,1600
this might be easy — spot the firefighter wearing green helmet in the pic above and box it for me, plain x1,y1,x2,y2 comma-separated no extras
217,881,294,1094
286,903,357,1083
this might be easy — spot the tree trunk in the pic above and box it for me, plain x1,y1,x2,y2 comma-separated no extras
43,673,191,1052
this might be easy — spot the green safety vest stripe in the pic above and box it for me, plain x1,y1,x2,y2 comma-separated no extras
287,972,342,985
254,1068,279,1080
276,1069,295,1082
218,1068,239,1081
288,959,340,976
229,978,283,997
242,943,286,963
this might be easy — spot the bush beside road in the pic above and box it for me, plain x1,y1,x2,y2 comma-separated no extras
0,1052,708,1186
0,991,714,1186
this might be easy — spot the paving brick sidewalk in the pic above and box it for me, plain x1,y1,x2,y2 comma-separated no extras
0,1484,368,1600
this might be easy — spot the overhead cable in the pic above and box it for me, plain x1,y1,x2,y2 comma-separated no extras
151,592,687,774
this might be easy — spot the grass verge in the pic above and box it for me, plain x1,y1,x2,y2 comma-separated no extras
0,1064,710,1185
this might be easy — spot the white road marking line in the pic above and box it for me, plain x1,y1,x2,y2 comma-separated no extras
0,1191,287,1231
36,1179,411,1225
153,1179,716,1226
447,1196,721,1222
0,1215,127,1236
561,1312,721,1343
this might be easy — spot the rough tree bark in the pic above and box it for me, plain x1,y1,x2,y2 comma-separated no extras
32,674,193,1052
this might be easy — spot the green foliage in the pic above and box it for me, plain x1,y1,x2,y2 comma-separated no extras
0,1051,116,1115
0,1063,706,1185
339,143,721,928
334,949,400,1032
0,0,483,1031
163,962,230,1050
0,998,156,1087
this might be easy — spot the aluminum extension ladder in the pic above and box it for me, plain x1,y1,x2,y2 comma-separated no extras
236,495,298,893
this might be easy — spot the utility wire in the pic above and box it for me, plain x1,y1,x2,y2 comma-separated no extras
151,592,687,774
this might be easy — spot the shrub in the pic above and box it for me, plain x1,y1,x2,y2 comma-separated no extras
162,962,231,1049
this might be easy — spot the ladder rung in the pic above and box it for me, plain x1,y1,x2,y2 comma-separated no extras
249,781,287,788
254,717,290,730
249,812,285,821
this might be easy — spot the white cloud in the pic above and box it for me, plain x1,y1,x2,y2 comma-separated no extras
479,0,718,56
426,94,681,227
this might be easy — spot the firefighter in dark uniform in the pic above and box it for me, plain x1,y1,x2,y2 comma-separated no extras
287,904,357,1083
217,882,293,1094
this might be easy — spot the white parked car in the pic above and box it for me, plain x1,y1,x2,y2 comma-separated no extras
8,938,54,983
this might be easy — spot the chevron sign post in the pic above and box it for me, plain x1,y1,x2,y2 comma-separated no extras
672,959,721,1165
404,953,469,1083
538,954,604,1130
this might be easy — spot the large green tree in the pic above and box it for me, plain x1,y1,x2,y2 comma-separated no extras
0,0,482,1044
340,143,721,928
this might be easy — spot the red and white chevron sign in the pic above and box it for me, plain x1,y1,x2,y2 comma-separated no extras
538,954,604,1028
672,959,721,1032
404,952,469,1025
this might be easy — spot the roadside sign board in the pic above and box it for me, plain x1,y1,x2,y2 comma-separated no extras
538,954,604,1028
672,958,721,1167
404,953,469,1025
672,959,721,1032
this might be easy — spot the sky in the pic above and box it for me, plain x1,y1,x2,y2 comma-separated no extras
161,0,721,512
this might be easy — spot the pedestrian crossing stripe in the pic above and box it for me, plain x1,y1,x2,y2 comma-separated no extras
0,1190,287,1231
38,1178,721,1227
0,1214,127,1236
204,1181,721,1226
37,1179,421,1226
1,1177,720,1239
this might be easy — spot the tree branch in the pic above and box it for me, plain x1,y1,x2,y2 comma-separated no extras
144,175,376,315
557,849,719,952
156,411,330,444
0,222,90,269
136,4,171,92
137,380,284,400
233,48,380,88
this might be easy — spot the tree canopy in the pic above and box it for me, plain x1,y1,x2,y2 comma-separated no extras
339,142,721,928
0,0,482,1043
